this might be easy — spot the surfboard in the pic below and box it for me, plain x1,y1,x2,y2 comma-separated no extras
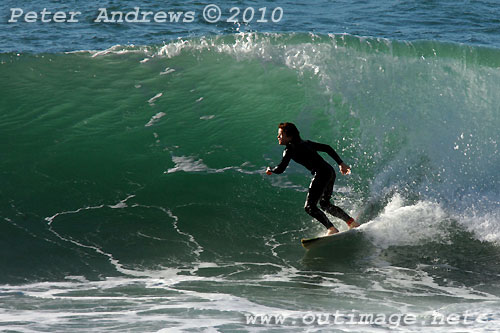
301,221,375,250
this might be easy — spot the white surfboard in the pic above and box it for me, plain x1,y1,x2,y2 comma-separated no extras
300,220,375,250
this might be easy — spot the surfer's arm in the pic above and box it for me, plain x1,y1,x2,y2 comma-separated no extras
309,141,351,175
308,141,343,165
267,148,292,174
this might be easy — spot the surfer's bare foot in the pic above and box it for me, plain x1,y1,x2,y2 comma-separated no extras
326,227,339,236
347,218,360,229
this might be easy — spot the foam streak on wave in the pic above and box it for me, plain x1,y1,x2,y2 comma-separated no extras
44,195,204,276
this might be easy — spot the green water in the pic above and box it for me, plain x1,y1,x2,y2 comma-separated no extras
1,33,499,331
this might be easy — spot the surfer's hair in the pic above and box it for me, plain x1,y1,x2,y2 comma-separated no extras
278,122,301,142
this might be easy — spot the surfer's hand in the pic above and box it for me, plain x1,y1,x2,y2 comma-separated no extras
339,162,351,175
265,167,273,175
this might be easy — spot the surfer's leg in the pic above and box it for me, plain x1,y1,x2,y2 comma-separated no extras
304,175,338,232
319,175,360,228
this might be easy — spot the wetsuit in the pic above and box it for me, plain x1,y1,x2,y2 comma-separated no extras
269,140,352,229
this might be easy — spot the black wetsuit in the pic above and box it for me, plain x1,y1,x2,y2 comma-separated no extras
269,140,352,229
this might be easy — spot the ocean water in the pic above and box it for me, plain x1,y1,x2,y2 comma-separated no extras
1,1,500,332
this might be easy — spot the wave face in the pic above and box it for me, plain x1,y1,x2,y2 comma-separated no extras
1,33,499,331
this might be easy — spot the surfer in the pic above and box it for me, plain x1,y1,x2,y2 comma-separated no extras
266,122,360,235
